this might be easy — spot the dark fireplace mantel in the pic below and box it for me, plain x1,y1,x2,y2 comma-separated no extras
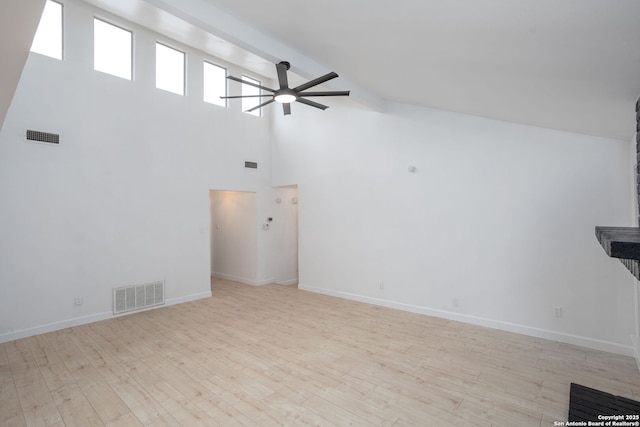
596,227,640,280
596,227,640,260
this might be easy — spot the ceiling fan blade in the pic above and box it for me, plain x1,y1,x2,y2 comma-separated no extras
245,99,274,113
276,62,289,89
298,91,350,97
293,72,338,92
220,94,274,99
296,97,328,110
283,103,291,116
227,75,276,93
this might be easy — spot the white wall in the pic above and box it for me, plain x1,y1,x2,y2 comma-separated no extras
1,0,634,357
272,100,636,355
0,0,274,341
631,134,639,227
269,186,299,285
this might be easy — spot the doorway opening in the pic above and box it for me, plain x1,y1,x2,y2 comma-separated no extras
209,190,258,287
209,186,299,291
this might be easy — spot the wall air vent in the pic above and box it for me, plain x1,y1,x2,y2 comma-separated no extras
113,281,164,315
244,161,258,169
26,129,60,144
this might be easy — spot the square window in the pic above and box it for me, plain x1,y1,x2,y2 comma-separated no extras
203,61,226,107
30,0,63,60
156,43,185,96
242,75,261,116
94,18,132,80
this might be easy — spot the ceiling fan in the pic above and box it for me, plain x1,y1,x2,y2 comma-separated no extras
221,61,350,116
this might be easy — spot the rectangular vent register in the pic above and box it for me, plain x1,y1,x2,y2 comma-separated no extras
26,129,60,144
113,281,165,314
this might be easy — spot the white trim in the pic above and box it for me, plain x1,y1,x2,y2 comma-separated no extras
632,334,640,372
211,272,273,286
276,278,298,286
0,290,212,344
165,290,212,305
298,284,635,357
0,311,111,344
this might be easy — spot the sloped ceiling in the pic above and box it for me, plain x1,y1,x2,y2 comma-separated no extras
199,0,640,140
0,0,46,131
4,0,640,140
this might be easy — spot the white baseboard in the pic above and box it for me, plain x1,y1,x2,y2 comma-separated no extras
0,311,113,344
632,334,640,371
211,272,274,286
276,278,298,286
0,290,212,345
299,284,635,357
165,290,212,306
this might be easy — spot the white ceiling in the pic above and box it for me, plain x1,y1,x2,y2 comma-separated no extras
6,0,640,140
197,0,640,141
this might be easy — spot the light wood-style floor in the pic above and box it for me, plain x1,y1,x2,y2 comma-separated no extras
2,279,640,426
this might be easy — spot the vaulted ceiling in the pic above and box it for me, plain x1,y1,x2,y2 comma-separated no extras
192,0,640,140
3,0,640,140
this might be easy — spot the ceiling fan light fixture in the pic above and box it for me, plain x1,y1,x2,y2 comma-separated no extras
220,61,349,115
274,92,297,104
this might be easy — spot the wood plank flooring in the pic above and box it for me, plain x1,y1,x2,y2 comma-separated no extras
2,278,640,426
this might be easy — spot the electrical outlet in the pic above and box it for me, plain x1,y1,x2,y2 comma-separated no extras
553,306,563,318
452,298,459,308
74,297,83,306
379,281,384,290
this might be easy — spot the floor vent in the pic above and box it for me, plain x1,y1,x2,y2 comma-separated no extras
26,129,60,144
113,281,164,315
